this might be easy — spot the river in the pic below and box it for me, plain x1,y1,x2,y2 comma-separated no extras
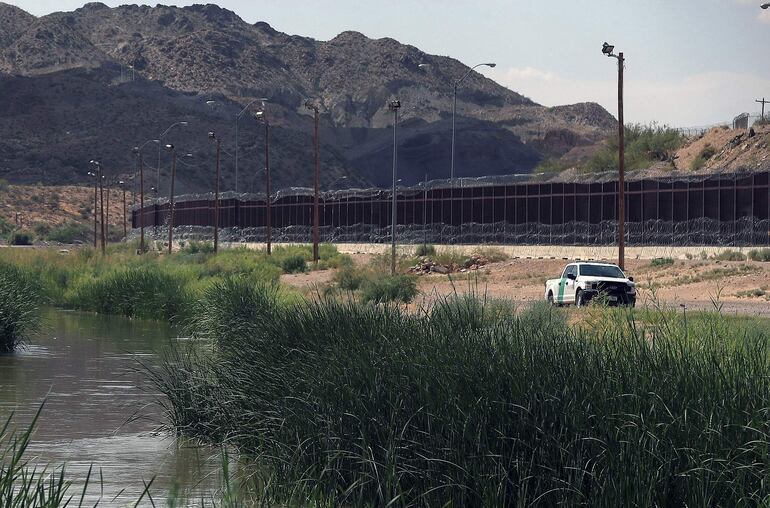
0,308,223,505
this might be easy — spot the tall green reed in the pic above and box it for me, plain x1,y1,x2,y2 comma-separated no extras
155,283,770,506
0,262,41,352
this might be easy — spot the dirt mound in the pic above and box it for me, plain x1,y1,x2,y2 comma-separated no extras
674,124,770,172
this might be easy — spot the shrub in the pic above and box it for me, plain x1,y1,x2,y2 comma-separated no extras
583,124,685,173
650,257,674,267
0,179,8,192
281,254,307,274
334,261,366,291
713,249,746,261
748,248,770,262
360,274,418,304
0,263,41,352
415,244,436,257
47,222,90,244
474,246,509,263
182,240,215,254
7,230,33,246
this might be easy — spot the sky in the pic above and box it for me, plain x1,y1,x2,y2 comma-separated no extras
7,0,770,127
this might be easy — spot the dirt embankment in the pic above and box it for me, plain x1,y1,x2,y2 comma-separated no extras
674,124,770,172
0,184,133,232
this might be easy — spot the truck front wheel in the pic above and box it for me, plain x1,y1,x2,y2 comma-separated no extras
575,289,585,308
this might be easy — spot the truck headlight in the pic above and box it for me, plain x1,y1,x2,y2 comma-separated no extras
586,282,596,290
627,284,636,294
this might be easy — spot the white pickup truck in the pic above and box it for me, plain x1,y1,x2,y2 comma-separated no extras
544,262,636,307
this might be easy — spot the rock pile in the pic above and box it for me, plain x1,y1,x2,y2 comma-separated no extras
409,254,490,275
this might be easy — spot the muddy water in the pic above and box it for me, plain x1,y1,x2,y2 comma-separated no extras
0,309,223,505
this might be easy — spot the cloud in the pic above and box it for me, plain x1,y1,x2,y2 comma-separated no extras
759,8,770,24
483,66,770,127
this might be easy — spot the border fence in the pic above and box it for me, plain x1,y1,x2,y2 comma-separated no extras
133,170,770,246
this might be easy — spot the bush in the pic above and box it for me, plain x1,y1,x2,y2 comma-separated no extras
650,257,674,267
47,223,90,244
415,244,436,257
360,274,417,304
182,240,215,254
713,250,746,261
334,261,366,291
690,144,717,170
474,246,509,263
281,254,307,274
7,230,33,246
748,248,770,262
583,124,685,173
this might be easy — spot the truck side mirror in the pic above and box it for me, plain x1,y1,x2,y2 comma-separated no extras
567,273,576,280
628,276,634,282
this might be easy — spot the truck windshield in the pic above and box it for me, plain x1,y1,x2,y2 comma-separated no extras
580,264,625,278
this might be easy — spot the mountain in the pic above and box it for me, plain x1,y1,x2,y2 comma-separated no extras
0,2,616,191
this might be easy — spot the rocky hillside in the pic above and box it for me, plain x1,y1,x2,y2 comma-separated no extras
0,2,616,191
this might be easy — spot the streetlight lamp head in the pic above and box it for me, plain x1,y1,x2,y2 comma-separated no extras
132,146,139,153
205,100,216,106
208,131,216,140
118,180,124,185
179,122,188,126
165,143,174,150
762,3,770,9
389,99,401,111
602,42,615,56
484,63,496,68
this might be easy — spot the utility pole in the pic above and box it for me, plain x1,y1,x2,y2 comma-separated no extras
602,42,625,271
137,150,145,253
99,174,105,253
166,144,177,254
208,132,221,253
256,111,272,255
88,170,98,248
757,98,768,121
119,181,126,240
389,99,401,275
305,100,321,264
617,52,625,271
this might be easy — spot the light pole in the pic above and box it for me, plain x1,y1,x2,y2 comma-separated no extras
602,42,626,271
133,139,156,254
255,110,272,255
165,144,177,254
388,99,401,275
119,180,126,240
450,62,495,180
90,160,106,254
88,171,98,248
208,132,222,253
305,100,321,264
157,122,187,195
236,98,268,194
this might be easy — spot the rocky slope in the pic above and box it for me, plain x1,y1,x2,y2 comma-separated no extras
0,2,616,190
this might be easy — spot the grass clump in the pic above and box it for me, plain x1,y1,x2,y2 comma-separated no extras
690,143,717,170
748,248,770,261
360,273,418,304
0,263,41,352
46,222,90,244
650,257,674,267
280,254,307,274
155,288,770,506
713,249,747,261
182,240,215,254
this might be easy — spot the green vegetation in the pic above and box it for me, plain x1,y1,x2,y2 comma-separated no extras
650,257,675,267
690,143,718,170
748,247,770,262
0,263,41,352
360,273,417,303
736,287,768,299
7,230,33,245
46,222,91,244
669,265,755,286
414,243,436,257
154,285,770,506
583,123,686,173
713,249,747,261
280,254,307,274
0,243,347,321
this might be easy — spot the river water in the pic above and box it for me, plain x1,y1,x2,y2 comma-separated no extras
0,308,223,505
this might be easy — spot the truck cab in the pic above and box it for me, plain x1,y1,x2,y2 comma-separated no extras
545,262,636,307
